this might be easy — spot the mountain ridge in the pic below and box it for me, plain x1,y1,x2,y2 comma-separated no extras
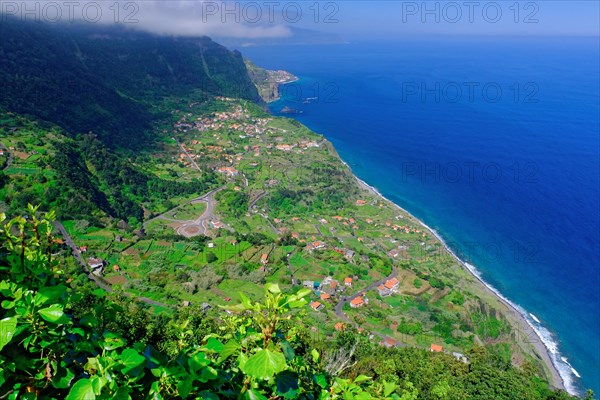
0,18,260,148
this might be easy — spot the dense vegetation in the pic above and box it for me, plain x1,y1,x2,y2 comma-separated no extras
0,18,260,149
0,209,591,399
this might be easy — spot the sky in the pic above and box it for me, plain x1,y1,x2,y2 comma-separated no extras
0,1,598,39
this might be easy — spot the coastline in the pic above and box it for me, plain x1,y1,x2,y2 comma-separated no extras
265,76,300,104
332,156,570,393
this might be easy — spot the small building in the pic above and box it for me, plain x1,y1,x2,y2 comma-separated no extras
320,292,331,301
344,277,353,287
310,301,324,311
113,264,121,272
183,300,190,307
350,296,365,308
79,246,88,253
430,343,443,353
384,277,400,292
380,337,399,348
210,221,224,229
453,352,469,364
302,280,315,289
88,258,105,270
334,322,345,331
307,241,325,252
345,250,355,261
377,285,391,297
261,254,269,265
88,258,106,277
201,302,211,312
388,249,401,258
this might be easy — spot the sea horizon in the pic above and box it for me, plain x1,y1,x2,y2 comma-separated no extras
241,36,600,394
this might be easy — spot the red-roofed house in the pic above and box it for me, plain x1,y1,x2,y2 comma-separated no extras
384,277,399,291
261,254,269,265
310,301,324,311
380,337,399,348
320,293,331,301
334,322,345,331
350,296,365,308
430,344,443,353
344,277,353,287
311,241,325,250
377,284,391,297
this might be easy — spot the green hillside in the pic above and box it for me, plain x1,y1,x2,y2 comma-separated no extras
0,18,260,149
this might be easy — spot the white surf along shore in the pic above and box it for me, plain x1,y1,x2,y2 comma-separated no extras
336,158,579,395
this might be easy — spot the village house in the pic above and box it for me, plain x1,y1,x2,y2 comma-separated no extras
210,221,224,229
307,241,325,252
356,200,367,206
453,352,469,364
261,254,269,265
350,296,366,308
216,166,238,177
380,337,399,348
344,277,353,287
377,285,391,297
87,258,106,277
320,277,339,295
344,250,355,261
201,303,211,312
384,277,399,291
303,280,315,289
320,292,331,301
310,301,324,311
387,249,401,258
330,280,339,292
430,343,443,353
276,144,294,151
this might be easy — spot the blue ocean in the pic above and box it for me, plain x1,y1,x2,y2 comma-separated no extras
242,36,600,394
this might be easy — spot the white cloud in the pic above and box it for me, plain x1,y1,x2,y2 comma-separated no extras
0,0,294,38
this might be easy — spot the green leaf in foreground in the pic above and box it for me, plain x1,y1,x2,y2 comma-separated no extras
66,378,95,400
243,349,287,380
0,317,17,351
38,304,70,324
120,348,146,375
